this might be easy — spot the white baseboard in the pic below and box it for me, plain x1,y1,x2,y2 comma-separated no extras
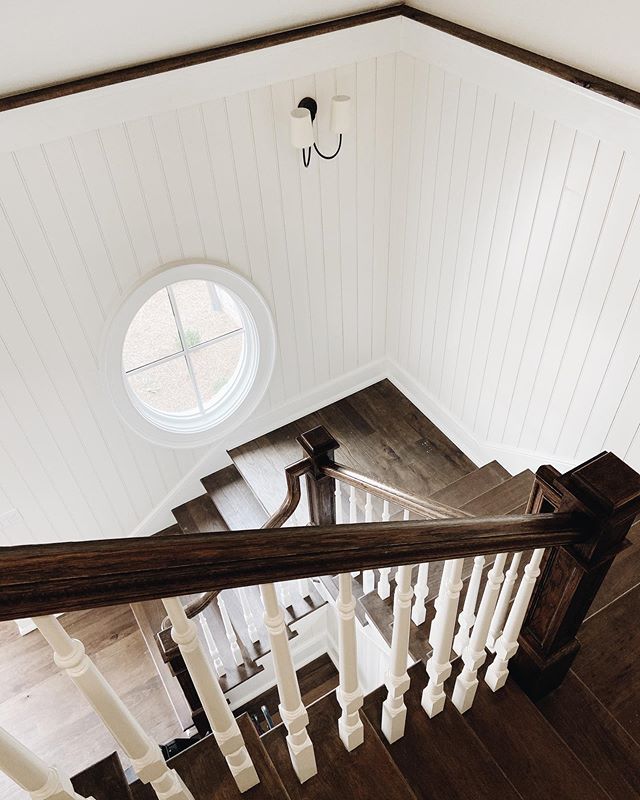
386,360,577,476
131,360,388,537
133,355,579,538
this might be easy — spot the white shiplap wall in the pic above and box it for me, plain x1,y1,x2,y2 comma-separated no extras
0,52,397,545
2,16,640,546
390,19,640,475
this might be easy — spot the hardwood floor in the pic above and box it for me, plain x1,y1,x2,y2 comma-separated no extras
0,606,183,800
230,380,476,525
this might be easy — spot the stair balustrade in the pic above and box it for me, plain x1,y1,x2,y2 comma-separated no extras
162,597,260,793
0,428,638,798
33,615,195,800
0,726,93,800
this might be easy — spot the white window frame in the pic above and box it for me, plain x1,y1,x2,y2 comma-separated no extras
103,262,276,448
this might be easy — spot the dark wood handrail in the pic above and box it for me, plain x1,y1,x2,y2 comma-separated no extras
322,462,471,520
0,511,587,621
160,457,311,630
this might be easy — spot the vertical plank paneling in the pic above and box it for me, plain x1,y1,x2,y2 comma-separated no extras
385,53,415,361
371,54,396,361
336,63,359,374
355,59,376,366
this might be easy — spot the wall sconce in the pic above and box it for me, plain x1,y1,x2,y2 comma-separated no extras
290,95,351,168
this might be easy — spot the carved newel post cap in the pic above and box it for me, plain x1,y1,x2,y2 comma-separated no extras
297,426,340,459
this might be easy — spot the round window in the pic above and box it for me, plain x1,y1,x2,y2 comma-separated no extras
104,264,275,446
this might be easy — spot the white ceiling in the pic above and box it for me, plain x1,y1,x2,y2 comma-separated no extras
1,0,391,96
414,0,640,92
4,1,640,98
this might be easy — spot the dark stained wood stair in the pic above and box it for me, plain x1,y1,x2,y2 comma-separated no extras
102,379,640,800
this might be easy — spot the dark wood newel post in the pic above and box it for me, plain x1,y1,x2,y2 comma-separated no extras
297,426,340,526
512,451,640,699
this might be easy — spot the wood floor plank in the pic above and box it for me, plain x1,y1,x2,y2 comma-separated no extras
572,583,640,742
587,519,640,619
172,493,229,534
429,460,511,508
202,465,268,530
536,669,640,799
0,606,183,800
460,470,534,515
262,691,417,799
72,752,133,800
458,669,608,799
362,663,521,799
130,714,289,800
229,380,476,525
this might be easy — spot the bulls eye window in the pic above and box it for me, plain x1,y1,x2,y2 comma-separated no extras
105,264,275,446
123,280,245,419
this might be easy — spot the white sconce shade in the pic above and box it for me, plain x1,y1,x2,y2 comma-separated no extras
330,95,352,135
290,107,314,149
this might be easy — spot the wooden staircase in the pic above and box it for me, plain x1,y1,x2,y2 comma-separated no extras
2,381,640,800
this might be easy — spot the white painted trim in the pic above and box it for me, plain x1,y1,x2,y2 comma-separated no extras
386,359,577,476
130,358,388,537
400,16,640,157
0,18,403,152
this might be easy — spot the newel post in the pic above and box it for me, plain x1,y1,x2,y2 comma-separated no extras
511,452,640,699
297,426,339,525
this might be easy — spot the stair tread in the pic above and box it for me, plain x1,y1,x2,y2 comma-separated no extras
173,493,228,534
363,663,521,799
429,460,511,508
460,470,534,515
72,752,132,800
229,380,476,525
233,654,339,733
130,714,289,799
588,517,640,618
202,464,268,530
456,666,608,799
572,582,640,742
536,669,640,799
262,691,417,799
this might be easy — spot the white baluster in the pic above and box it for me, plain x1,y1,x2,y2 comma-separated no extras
218,596,243,667
485,549,546,692
278,581,293,609
377,500,392,599
236,587,260,644
421,558,464,718
362,492,375,593
349,486,360,577
452,553,508,713
0,726,93,800
486,552,523,652
381,562,414,743
411,562,429,626
199,615,226,677
336,573,365,751
453,555,486,656
335,481,344,524
162,598,259,793
297,578,311,598
260,583,317,783
33,615,196,800
428,559,452,645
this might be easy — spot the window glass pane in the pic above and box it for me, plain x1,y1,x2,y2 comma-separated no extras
172,280,243,347
127,356,199,415
123,288,181,372
191,332,244,408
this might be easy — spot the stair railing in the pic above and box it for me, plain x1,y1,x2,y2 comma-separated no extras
0,427,638,796
0,726,93,800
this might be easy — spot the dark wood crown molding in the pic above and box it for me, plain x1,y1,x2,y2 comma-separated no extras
2,4,640,115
